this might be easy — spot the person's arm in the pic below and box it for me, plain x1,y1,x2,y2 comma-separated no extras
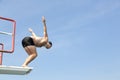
28,28,37,37
42,16,48,37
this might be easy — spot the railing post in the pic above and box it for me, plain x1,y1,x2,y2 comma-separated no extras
0,43,3,65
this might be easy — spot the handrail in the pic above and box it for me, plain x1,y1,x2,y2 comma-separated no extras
0,16,16,53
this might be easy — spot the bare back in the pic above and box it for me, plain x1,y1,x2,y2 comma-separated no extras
31,36,48,47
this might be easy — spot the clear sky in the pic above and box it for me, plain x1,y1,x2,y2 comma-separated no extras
0,0,120,80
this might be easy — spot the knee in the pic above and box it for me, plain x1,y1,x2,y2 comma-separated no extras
33,53,38,58
31,53,38,58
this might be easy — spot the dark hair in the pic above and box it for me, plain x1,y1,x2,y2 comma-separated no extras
49,41,52,46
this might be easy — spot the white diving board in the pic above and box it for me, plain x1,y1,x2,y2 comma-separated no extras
0,66,33,75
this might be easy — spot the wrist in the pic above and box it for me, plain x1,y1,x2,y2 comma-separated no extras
43,22,46,25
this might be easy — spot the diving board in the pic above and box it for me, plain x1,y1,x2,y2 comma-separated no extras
0,66,33,75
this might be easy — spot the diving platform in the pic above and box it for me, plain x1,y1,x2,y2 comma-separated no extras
0,65,33,75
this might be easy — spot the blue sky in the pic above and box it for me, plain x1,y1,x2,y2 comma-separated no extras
0,0,120,80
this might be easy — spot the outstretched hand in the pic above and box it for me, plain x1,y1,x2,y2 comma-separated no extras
28,28,33,33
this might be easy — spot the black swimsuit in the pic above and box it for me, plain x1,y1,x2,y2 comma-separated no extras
22,37,35,47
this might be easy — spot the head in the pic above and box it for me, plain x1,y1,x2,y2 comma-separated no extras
45,41,52,49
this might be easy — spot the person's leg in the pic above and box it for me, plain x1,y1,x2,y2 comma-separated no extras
22,46,37,67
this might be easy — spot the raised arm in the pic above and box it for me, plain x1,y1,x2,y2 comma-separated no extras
28,28,37,37
42,16,48,37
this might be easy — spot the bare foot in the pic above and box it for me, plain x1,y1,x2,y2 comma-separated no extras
22,64,28,67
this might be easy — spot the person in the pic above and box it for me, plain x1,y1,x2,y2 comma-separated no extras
21,16,52,67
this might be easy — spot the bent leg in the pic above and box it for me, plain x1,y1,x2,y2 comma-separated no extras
22,46,37,67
